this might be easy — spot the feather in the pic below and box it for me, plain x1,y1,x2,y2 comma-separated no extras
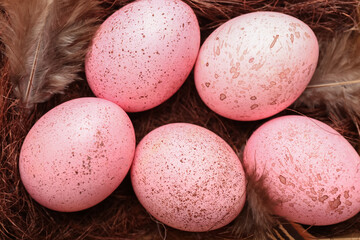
239,173,276,240
0,0,104,110
230,149,316,240
295,32,360,132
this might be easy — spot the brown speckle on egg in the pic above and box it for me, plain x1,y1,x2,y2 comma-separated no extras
279,175,287,184
250,104,259,110
329,195,342,210
331,187,339,194
270,34,279,48
344,191,350,199
319,195,329,203
220,93,227,101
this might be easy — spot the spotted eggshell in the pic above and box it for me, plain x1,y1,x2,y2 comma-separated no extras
19,98,136,212
243,115,360,225
131,123,246,232
85,0,200,112
194,11,319,121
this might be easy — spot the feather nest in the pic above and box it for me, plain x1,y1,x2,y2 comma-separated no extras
0,0,104,110
296,32,360,133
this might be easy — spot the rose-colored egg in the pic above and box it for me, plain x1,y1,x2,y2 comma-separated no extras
243,115,360,225
131,123,246,232
85,0,200,112
19,98,136,212
195,11,319,121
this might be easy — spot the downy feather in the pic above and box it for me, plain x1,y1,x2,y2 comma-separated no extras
295,32,360,130
0,0,104,110
231,169,315,240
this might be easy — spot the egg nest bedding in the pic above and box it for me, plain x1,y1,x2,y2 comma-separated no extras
1,0,360,239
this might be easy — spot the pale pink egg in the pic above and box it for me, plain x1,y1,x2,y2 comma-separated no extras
131,123,246,232
85,0,200,112
195,11,319,121
19,98,136,212
243,115,360,225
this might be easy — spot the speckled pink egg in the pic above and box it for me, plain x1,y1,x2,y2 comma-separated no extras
243,115,360,225
85,0,200,112
19,98,135,212
195,12,319,121
131,123,246,232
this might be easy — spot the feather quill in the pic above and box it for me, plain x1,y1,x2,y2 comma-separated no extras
295,32,360,132
0,0,104,110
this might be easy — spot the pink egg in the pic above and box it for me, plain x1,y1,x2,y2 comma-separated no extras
131,123,246,232
85,0,200,112
243,115,360,225
19,98,136,212
195,11,319,121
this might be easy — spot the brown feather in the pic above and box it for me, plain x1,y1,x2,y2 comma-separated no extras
295,32,360,133
235,174,317,240
0,0,104,110
229,149,316,240
230,169,277,240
